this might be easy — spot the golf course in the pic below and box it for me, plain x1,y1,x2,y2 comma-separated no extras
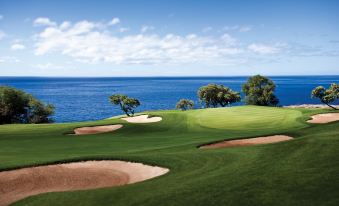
1,106,339,206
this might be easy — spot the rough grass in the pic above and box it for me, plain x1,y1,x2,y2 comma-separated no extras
0,106,338,206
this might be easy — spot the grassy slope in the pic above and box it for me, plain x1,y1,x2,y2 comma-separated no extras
0,106,338,206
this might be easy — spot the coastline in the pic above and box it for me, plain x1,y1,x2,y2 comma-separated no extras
284,104,339,109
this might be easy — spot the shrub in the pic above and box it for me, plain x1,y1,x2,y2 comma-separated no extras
242,75,279,106
176,99,194,111
0,86,54,124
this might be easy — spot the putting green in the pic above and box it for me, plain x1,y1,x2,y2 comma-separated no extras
190,106,304,131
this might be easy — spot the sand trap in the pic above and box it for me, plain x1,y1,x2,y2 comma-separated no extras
72,124,123,135
122,115,162,123
200,135,293,149
0,160,169,206
307,113,339,124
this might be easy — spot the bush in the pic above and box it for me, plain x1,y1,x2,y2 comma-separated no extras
242,75,279,106
198,83,241,108
0,86,55,124
176,99,194,111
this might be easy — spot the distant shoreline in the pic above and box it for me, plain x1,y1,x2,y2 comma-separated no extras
284,104,338,109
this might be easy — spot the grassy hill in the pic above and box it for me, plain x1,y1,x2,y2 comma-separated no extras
0,106,338,206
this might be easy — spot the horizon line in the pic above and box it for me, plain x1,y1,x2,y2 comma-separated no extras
1,74,339,78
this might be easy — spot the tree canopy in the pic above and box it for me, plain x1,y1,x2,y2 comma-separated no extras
242,75,279,106
109,94,140,116
197,84,241,108
176,99,194,111
311,83,338,110
0,86,55,124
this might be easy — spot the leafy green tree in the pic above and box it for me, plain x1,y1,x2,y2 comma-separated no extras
0,86,54,124
197,84,241,108
27,98,55,123
311,83,338,110
109,94,140,116
242,75,279,106
176,99,194,111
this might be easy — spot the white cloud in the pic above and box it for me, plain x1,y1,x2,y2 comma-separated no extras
221,33,237,45
239,25,252,32
0,56,20,63
34,63,63,69
224,25,252,32
223,25,238,31
34,20,242,65
11,43,26,50
33,17,56,27
119,27,129,32
202,27,213,33
0,30,6,40
248,43,280,54
34,19,286,66
108,18,120,25
141,25,154,33
60,21,71,30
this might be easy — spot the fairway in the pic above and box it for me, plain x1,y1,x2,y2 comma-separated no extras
0,106,339,206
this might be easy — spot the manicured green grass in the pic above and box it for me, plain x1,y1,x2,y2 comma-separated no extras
0,106,338,206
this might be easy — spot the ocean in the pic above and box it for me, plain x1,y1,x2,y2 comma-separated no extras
0,76,338,123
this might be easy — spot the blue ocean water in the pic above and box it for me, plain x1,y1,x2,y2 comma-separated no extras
0,76,338,123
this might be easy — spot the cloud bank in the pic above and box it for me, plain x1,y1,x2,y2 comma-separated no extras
33,18,282,65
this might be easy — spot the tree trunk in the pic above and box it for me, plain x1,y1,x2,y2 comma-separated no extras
326,103,337,110
321,100,337,110
119,102,129,116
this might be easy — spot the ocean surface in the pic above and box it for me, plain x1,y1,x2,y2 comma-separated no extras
0,76,338,123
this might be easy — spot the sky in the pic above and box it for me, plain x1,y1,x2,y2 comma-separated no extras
0,0,338,76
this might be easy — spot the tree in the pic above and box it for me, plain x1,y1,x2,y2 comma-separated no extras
27,98,55,123
197,84,241,108
176,99,194,111
242,75,279,106
0,86,54,124
311,83,338,110
109,94,140,116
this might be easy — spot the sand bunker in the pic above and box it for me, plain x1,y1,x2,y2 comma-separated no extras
72,124,123,135
307,113,339,124
0,160,169,206
122,115,162,123
200,135,293,149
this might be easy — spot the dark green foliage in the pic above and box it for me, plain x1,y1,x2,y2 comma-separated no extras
311,83,338,110
176,99,194,111
242,75,279,106
0,86,54,124
109,94,140,116
27,99,55,124
197,83,241,108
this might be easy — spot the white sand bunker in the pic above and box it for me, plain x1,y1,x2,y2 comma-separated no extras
122,115,162,123
200,135,293,149
0,160,169,206
72,124,123,135
307,113,339,124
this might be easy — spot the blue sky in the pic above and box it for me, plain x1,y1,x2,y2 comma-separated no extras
0,0,338,76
